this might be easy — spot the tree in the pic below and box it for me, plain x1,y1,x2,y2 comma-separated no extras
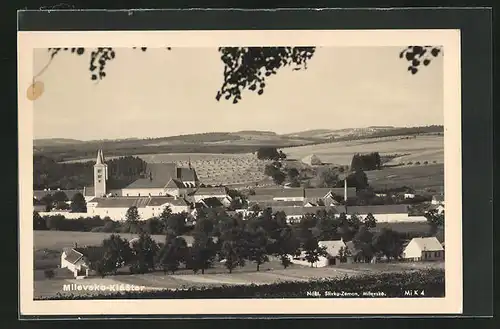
271,171,286,185
399,46,443,75
317,168,339,188
164,212,188,236
101,234,133,274
352,225,375,262
189,232,216,274
363,213,377,229
52,191,69,202
287,168,300,180
40,194,54,211
123,206,141,233
71,192,87,212
129,232,159,274
220,240,245,274
273,226,301,269
246,228,270,271
33,211,46,230
125,206,140,222
302,235,328,267
425,208,445,235
158,234,188,274
372,228,404,260
257,147,281,160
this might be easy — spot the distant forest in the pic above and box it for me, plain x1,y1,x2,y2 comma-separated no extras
330,125,444,142
34,155,147,190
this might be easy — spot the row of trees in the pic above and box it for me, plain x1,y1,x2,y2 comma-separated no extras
37,191,87,212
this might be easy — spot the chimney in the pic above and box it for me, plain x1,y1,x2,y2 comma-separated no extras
74,242,78,249
149,172,153,181
344,176,348,202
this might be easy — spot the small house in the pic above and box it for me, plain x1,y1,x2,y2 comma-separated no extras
60,247,91,279
402,237,444,261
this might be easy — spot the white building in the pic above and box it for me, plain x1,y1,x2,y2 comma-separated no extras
346,205,427,223
290,239,347,267
60,247,90,278
402,237,444,261
87,196,190,221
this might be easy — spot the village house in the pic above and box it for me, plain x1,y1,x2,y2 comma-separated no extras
60,247,91,279
402,237,444,261
252,186,357,203
263,205,347,223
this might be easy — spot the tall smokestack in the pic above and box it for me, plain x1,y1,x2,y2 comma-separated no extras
344,176,348,202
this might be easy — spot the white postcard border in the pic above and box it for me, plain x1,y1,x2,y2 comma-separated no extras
18,29,462,316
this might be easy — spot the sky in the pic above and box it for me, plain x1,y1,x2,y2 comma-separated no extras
33,47,443,141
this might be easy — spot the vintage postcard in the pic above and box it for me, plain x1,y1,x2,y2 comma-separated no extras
18,29,462,316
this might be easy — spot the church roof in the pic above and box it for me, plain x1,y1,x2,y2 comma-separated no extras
124,163,197,189
194,187,227,196
177,167,197,182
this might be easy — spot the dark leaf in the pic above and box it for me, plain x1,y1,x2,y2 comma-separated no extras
110,51,115,59
91,74,98,80
405,52,415,61
257,89,264,95
431,48,440,57
76,48,85,55
410,68,418,75
412,59,420,66
423,59,431,66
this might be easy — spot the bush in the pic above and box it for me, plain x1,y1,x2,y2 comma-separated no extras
44,269,55,279
39,269,444,300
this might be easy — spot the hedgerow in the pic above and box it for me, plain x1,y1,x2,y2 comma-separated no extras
39,268,444,300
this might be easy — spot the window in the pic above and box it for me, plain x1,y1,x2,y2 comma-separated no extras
98,180,101,183
97,174,102,179
97,169,102,173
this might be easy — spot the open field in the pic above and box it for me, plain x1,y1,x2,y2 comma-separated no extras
34,230,171,251
282,135,443,166
365,164,444,193
34,259,444,299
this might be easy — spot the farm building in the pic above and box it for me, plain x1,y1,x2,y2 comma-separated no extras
252,187,356,202
345,204,427,223
402,237,444,261
86,196,190,221
191,187,230,202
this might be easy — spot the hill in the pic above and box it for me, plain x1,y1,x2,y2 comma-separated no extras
33,138,84,148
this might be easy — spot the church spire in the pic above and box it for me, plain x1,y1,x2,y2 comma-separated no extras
96,149,103,164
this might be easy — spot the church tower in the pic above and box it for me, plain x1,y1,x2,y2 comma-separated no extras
94,149,108,197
